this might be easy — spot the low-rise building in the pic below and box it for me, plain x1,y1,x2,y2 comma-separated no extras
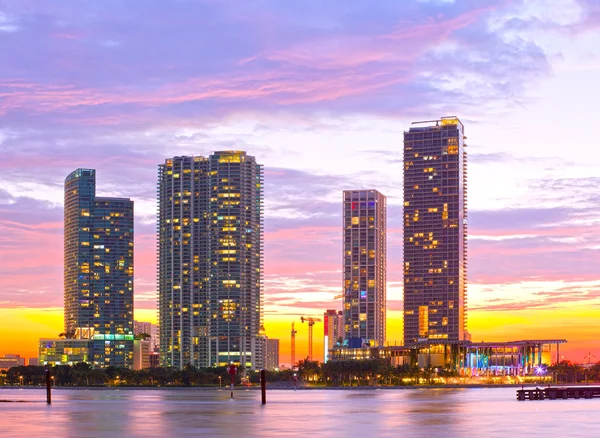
134,321,160,351
265,338,280,370
38,339,93,366
324,310,343,363
329,339,567,376
133,339,151,370
0,354,24,371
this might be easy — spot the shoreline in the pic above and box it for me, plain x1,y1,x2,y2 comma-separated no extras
2,383,597,391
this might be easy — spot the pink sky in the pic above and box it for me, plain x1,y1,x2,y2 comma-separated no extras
2,0,600,363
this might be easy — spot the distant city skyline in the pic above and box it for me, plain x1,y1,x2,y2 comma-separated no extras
3,1,600,364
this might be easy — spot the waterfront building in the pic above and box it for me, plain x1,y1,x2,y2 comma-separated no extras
329,339,566,377
28,358,39,366
323,309,343,363
265,338,280,370
0,354,25,370
64,169,134,367
403,117,468,345
134,321,160,351
38,339,93,366
158,151,264,370
133,339,151,370
342,190,387,346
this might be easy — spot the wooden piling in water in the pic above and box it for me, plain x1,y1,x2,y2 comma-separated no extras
261,370,266,405
45,369,52,405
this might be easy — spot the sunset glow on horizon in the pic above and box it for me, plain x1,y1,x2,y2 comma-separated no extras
2,0,600,366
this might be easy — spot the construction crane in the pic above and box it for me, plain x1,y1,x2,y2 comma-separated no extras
290,322,297,368
300,316,322,361
584,352,596,365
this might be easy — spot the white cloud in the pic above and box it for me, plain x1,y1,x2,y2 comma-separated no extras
0,12,19,32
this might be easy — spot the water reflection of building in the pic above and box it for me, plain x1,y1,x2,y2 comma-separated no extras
329,339,566,375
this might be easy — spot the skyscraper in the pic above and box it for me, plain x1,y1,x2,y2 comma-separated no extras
403,116,468,345
158,151,264,370
342,190,387,346
323,309,343,362
64,169,134,367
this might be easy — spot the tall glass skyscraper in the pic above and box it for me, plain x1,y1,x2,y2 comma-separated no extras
403,116,468,345
158,151,264,370
64,169,134,367
342,190,387,346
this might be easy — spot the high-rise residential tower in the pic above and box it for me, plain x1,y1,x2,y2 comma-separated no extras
158,151,264,370
64,169,134,367
342,190,387,346
323,309,343,362
403,116,468,345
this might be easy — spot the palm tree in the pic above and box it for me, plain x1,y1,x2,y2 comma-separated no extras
297,358,321,383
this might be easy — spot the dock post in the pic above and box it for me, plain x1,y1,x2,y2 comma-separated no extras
45,368,52,405
261,369,266,405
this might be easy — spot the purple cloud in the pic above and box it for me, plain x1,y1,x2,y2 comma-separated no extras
2,0,600,322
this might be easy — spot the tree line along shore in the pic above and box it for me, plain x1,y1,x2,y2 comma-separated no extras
1,359,597,387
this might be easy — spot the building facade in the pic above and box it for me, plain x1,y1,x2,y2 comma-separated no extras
329,339,565,377
342,190,387,346
133,339,151,370
39,339,93,366
64,169,134,367
265,338,280,370
134,321,160,351
323,309,343,362
158,151,264,370
403,117,468,345
0,354,25,370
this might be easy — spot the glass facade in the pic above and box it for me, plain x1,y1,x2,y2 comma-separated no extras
342,190,387,346
64,169,134,367
158,151,264,370
39,339,93,366
403,116,468,345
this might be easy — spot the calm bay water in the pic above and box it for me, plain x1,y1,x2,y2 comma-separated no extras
1,387,598,437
